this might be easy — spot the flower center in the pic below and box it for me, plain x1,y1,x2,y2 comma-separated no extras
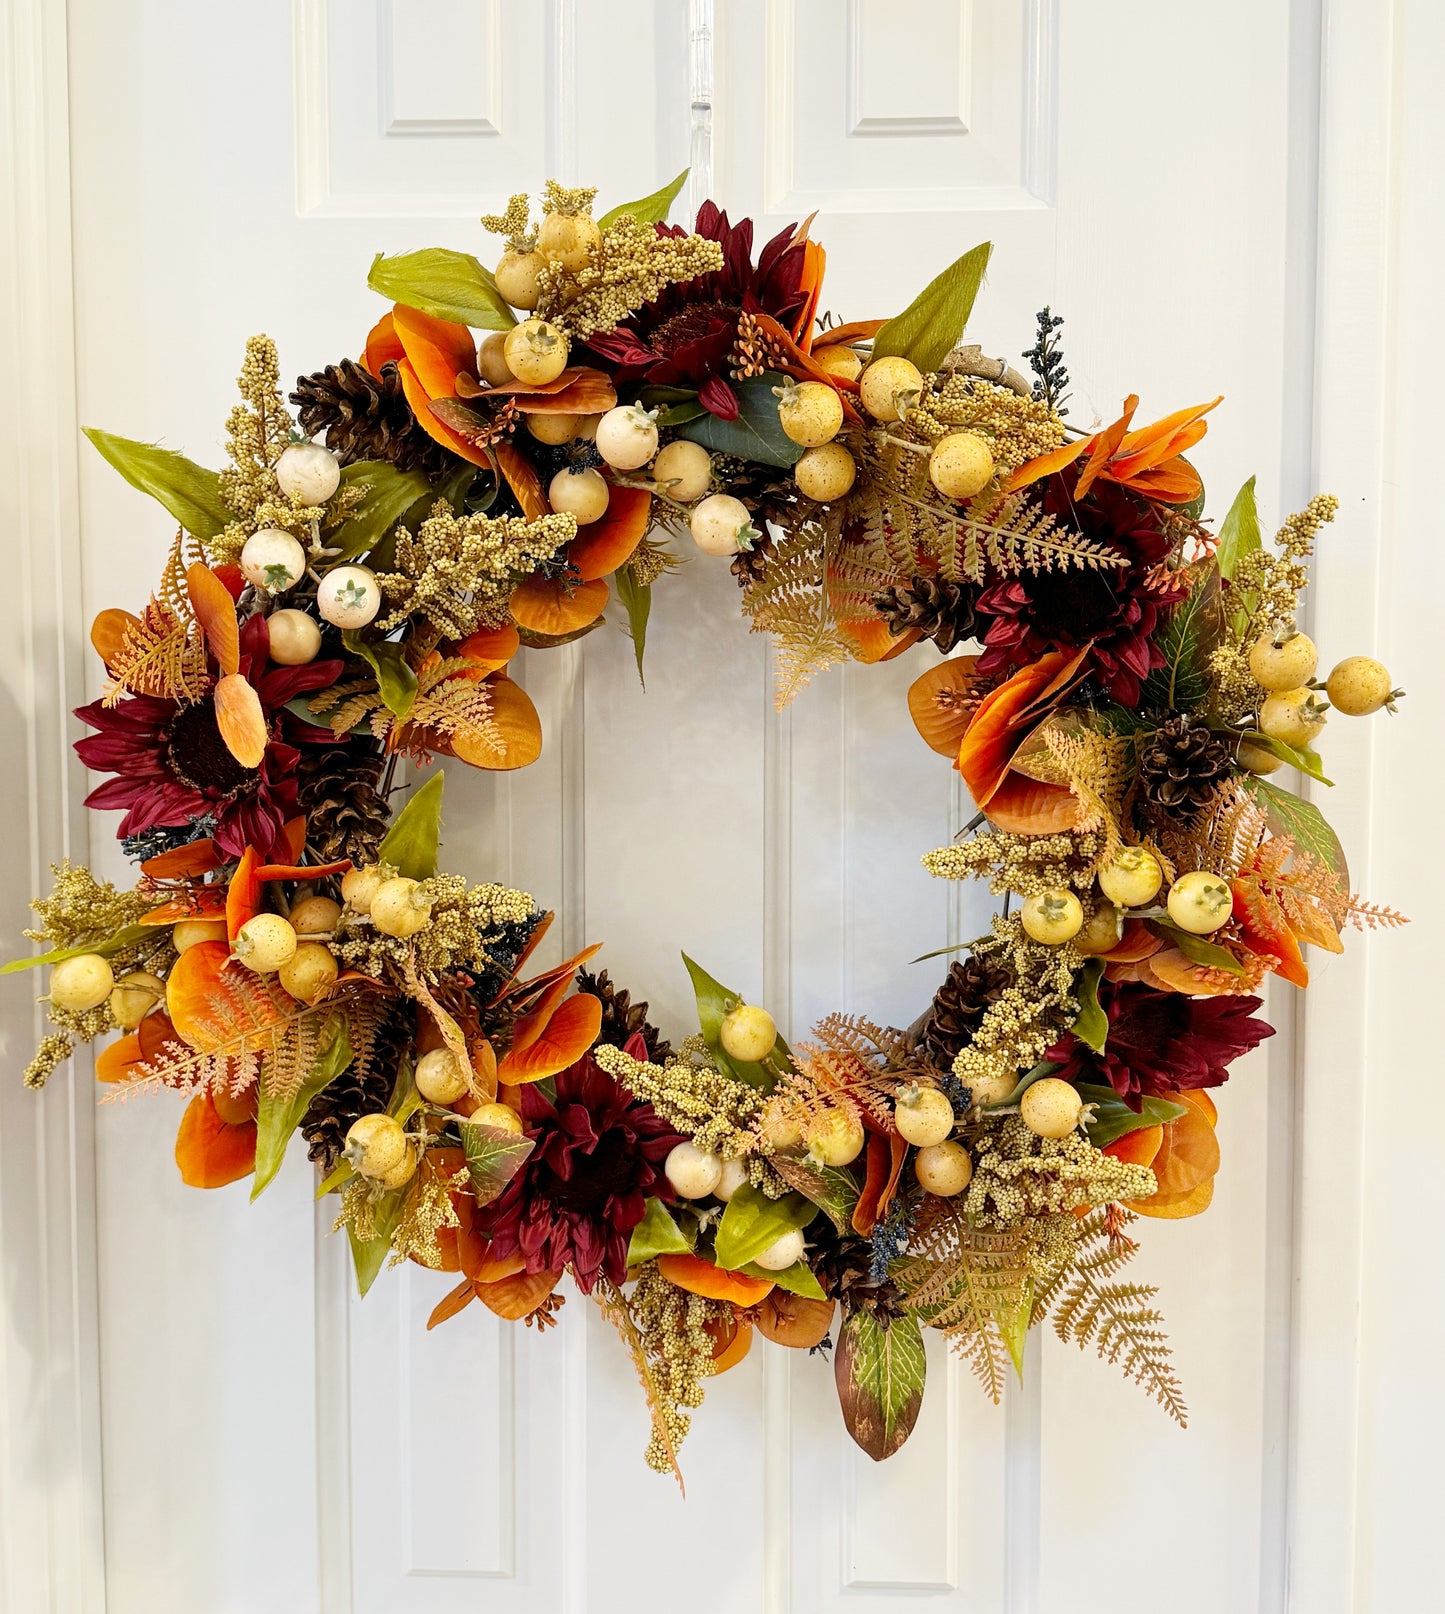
540,1129,638,1211
166,700,260,797
646,300,737,359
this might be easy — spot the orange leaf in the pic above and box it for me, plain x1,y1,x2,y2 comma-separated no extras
1231,880,1310,987
392,303,478,397
1074,396,1138,498
213,1082,258,1126
226,846,262,941
507,973,575,1057
908,656,984,757
137,1010,179,1062
656,1252,774,1306
838,617,918,664
1133,1177,1214,1219
455,625,519,675
1102,921,1162,964
254,857,350,883
814,318,887,346
494,440,548,520
141,887,228,925
567,484,651,581
163,941,231,1044
956,650,1087,807
511,370,618,415
496,992,603,1084
140,838,222,879
95,1033,144,1084
1145,946,1251,996
750,311,864,423
472,1267,562,1320
706,1312,754,1374
448,674,543,771
395,359,494,469
175,1090,257,1188
1104,1125,1163,1169
1004,435,1089,493
852,1132,908,1235
363,311,406,375
508,574,607,637
1127,458,1203,503
213,675,268,769
185,563,240,675
427,1277,477,1329
91,608,140,673
277,816,307,866
976,771,1080,835
461,365,605,401
1138,1101,1219,1199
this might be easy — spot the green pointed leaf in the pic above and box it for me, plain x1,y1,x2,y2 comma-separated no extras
654,399,707,428
1079,1084,1187,1149
1146,919,1246,975
768,1156,861,1236
680,952,793,1089
872,241,992,373
1242,776,1349,878
2,924,154,976
1071,957,1108,1053
347,1188,404,1297
626,1197,696,1265
316,1157,354,1198
612,566,651,688
343,631,418,720
834,1307,927,1462
1000,1277,1033,1383
598,167,690,228
1216,475,1261,581
367,248,515,331
252,1019,353,1200
460,1119,535,1207
994,1060,1064,1109
713,1183,816,1271
331,461,435,560
377,771,445,879
83,428,231,539
1240,730,1334,787
677,374,804,469
1139,564,1223,711
737,1257,826,1299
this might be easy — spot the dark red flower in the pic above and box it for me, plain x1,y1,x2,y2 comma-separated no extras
74,614,343,861
975,471,1184,705
1045,979,1274,1108
582,201,815,420
474,1035,682,1293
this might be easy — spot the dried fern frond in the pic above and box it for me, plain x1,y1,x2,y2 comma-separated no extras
311,656,505,765
759,1014,911,1148
1007,716,1129,868
1235,831,1351,943
740,524,852,709
103,532,210,706
1346,896,1409,930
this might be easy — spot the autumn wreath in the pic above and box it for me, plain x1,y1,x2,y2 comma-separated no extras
9,174,1405,1480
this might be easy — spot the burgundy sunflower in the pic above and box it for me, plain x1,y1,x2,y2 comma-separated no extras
1045,978,1274,1108
582,200,819,421
74,614,343,861
474,1035,681,1293
975,470,1185,706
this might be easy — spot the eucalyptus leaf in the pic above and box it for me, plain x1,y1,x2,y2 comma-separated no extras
1243,776,1349,878
612,565,651,688
1240,730,1334,787
348,1189,404,1298
343,632,418,720
367,247,515,331
769,1156,860,1236
252,1019,353,1200
713,1183,816,1271
83,428,231,539
834,1307,927,1462
737,1257,826,1299
331,461,434,559
461,1120,535,1207
626,1197,696,1266
872,241,992,372
1079,1083,1187,1148
1071,957,1109,1053
678,374,804,469
1216,475,1261,581
377,771,445,879
1146,920,1247,975
598,167,690,228
1,924,154,976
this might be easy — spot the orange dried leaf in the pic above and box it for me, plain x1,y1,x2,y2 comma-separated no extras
395,359,494,469
472,1267,562,1320
454,625,519,675
908,656,984,757
838,617,917,664
495,440,548,519
1139,1102,1220,1199
706,1313,754,1374
140,838,222,879
567,484,651,581
427,1277,477,1329
175,1090,257,1188
656,1253,774,1306
508,574,608,637
496,992,603,1084
91,608,140,673
95,1033,144,1084
392,303,478,397
226,846,262,941
186,562,240,674
363,312,406,376
1134,1177,1214,1219
449,675,542,771
1104,1125,1163,1169
213,675,267,768
141,887,228,925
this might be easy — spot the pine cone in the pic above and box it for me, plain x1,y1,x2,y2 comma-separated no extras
579,967,672,1064
872,574,979,653
291,358,455,476
1137,716,1232,822
296,742,391,868
917,957,1014,1074
808,1216,903,1321
301,996,411,1168
729,532,776,589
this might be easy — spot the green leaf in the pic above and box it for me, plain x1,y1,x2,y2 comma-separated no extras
343,631,418,720
1000,1276,1033,1383
612,566,651,688
834,1308,927,1462
83,428,231,539
993,1061,1063,1109
1216,475,1261,581
654,400,707,428
737,1257,827,1299
347,1189,404,1298
316,1157,354,1198
461,1119,535,1207
252,1019,353,1200
330,461,434,560
1139,565,1222,711
377,771,445,879
2,924,155,976
1240,730,1334,787
678,374,805,469
1146,919,1246,975
598,167,690,229
680,952,793,1089
713,1183,816,1271
768,1156,861,1236
1242,776,1349,878
1072,958,1109,1053
366,248,515,331
872,241,992,373
626,1197,696,1265
1079,1084,1187,1149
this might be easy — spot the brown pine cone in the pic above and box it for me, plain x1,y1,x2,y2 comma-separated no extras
579,967,672,1063
873,574,979,653
291,358,455,476
296,741,391,868
1136,716,1232,822
301,995,411,1168
917,957,1014,1074
729,532,776,589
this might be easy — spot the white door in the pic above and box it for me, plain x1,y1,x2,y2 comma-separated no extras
2,1,1440,1610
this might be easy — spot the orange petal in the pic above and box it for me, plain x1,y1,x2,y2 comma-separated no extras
955,650,1087,807
454,625,520,675
186,563,241,675
140,838,222,879
226,846,262,942
908,655,984,757
175,1090,257,1188
1113,397,1222,469
496,992,603,1084
91,608,140,674
471,1267,562,1320
363,311,406,376
508,574,607,637
395,359,494,469
1074,396,1139,498
1004,435,1089,493
506,973,575,1057
750,311,864,423
1104,1124,1163,1169
213,675,268,769
494,440,548,521
656,1253,774,1306
95,1032,144,1084
392,303,479,397
1124,458,1203,503
1232,879,1312,986
812,319,887,346
566,484,651,581
427,1277,478,1329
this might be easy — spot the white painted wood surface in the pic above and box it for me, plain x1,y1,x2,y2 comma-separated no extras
1,1,1440,1609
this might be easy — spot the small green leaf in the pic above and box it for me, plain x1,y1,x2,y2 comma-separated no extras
367,248,515,331
737,1257,826,1299
316,1157,354,1199
1240,730,1334,787
872,241,992,372
1079,1084,1187,1148
83,428,231,539
713,1183,816,1271
1072,958,1108,1053
598,167,690,229
331,461,434,560
252,1019,352,1200
343,632,418,721
1146,920,1246,975
348,1189,404,1298
613,566,651,688
678,374,805,469
1139,565,1222,712
834,1307,927,1462
993,1061,1063,1109
2,924,155,976
1242,776,1349,878
654,399,707,428
461,1120,535,1207
626,1197,696,1265
377,771,445,879
1216,476,1261,581
680,952,793,1089
1000,1277,1033,1383
768,1156,861,1236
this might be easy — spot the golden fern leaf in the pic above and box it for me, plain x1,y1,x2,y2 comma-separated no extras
104,533,209,706
813,1012,916,1071
1009,716,1128,865
1346,895,1409,930
741,525,853,708
408,667,504,760
594,1276,685,1496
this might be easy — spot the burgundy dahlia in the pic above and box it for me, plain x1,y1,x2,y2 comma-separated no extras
74,614,343,861
474,1036,682,1293
1045,979,1274,1109
582,201,815,420
976,471,1185,706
